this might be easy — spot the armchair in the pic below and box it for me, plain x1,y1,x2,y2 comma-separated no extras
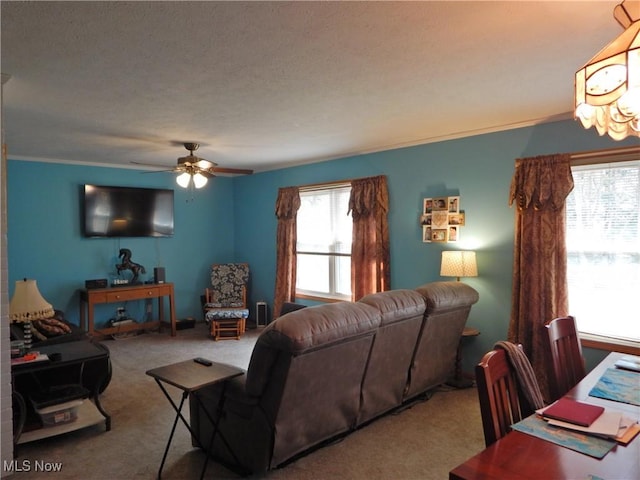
204,263,250,340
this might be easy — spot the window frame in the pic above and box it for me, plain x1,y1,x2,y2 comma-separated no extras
295,182,352,302
567,147,640,355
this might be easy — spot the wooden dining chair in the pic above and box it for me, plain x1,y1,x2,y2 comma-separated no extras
545,315,586,401
475,348,533,447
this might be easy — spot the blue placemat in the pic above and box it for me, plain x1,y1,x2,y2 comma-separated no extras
511,415,616,459
589,367,640,406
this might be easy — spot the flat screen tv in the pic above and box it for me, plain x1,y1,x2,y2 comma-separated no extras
82,185,174,237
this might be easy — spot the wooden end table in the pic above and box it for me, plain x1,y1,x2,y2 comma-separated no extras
146,359,245,479
446,326,480,389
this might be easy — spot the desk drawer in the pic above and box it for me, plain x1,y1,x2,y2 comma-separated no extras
87,292,108,303
106,287,161,302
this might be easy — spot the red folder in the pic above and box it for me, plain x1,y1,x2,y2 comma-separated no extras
542,398,605,427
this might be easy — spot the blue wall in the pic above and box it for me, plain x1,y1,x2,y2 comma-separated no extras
7,118,634,371
231,118,636,372
7,162,237,328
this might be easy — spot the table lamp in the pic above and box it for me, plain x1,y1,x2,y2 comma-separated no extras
440,251,478,281
9,279,54,351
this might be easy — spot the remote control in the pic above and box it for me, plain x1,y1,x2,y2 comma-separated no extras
193,357,213,366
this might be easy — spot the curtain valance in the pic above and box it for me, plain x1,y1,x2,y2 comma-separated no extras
509,153,574,211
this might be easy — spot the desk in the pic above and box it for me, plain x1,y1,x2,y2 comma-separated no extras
146,359,245,479
80,283,177,337
449,352,639,480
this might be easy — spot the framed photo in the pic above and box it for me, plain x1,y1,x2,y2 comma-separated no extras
419,195,465,243
431,210,448,229
447,225,459,242
422,226,431,243
448,212,465,226
448,196,460,213
433,197,448,211
431,229,447,242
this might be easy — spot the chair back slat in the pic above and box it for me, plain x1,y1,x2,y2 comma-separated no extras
545,316,586,401
476,348,530,447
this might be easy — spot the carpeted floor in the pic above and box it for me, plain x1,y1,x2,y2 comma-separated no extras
10,323,485,479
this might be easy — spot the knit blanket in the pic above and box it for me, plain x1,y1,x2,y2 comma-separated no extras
494,341,546,410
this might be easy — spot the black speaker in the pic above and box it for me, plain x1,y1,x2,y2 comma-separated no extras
85,278,108,289
256,301,269,327
154,267,166,284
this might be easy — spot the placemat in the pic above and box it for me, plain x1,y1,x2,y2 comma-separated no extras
511,415,616,459
589,367,640,406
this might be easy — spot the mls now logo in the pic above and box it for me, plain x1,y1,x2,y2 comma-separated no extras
3,459,63,472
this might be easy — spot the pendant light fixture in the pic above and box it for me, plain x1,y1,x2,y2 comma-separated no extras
575,0,640,140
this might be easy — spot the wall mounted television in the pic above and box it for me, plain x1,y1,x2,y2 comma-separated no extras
82,185,174,237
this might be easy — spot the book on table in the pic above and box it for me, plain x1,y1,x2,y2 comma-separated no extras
541,398,605,427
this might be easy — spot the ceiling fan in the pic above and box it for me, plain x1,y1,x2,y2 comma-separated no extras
132,142,253,189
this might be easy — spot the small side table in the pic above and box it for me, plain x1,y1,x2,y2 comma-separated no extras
447,326,480,389
146,359,244,479
12,340,111,448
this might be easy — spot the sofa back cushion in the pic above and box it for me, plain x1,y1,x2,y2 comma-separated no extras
404,281,479,400
245,301,381,467
356,289,426,424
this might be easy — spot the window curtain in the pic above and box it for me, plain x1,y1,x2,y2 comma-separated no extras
508,153,574,401
348,175,391,300
273,187,301,317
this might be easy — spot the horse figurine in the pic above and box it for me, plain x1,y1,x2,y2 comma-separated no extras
115,248,146,284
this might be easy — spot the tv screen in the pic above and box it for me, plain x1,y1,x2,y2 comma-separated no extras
82,185,174,237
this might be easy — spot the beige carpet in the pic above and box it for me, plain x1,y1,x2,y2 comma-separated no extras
10,323,485,480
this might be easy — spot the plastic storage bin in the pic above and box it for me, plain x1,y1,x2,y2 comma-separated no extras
35,399,84,426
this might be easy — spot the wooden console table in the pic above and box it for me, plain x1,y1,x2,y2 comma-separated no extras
80,283,177,337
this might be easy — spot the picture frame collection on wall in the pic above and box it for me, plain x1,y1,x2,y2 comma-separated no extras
420,196,465,243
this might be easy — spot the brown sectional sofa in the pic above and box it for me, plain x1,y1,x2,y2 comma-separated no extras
189,281,479,473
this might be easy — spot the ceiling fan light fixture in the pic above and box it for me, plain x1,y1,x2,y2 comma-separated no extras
176,172,191,188
134,141,251,189
575,0,640,140
195,159,214,170
193,172,208,189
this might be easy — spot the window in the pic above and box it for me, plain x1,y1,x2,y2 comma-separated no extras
296,184,352,300
566,159,640,346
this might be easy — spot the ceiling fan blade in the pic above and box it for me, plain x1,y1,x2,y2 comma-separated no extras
211,166,254,175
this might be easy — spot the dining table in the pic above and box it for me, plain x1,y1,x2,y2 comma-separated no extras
449,351,640,480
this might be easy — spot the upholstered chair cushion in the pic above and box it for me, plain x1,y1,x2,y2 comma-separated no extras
209,263,249,306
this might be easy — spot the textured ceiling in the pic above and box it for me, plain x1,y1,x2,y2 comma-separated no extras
0,1,626,174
